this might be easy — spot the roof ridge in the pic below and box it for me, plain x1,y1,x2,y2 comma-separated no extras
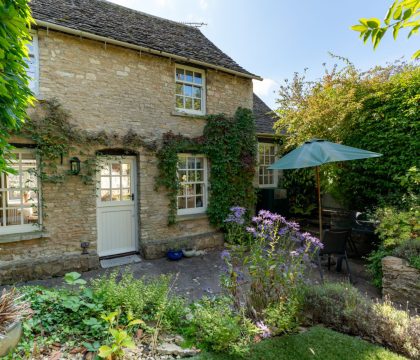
98,0,201,31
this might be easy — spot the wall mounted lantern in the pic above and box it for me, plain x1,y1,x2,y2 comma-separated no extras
70,157,81,175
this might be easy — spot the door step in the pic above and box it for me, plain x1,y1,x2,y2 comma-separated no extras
100,254,141,269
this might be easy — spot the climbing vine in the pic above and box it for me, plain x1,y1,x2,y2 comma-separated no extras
155,107,257,227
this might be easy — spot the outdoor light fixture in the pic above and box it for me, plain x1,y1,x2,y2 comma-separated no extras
70,157,81,175
81,242,90,255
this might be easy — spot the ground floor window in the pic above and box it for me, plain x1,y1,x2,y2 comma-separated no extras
177,154,208,215
0,149,40,234
258,143,278,188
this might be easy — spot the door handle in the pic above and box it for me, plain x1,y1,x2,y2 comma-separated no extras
131,193,135,201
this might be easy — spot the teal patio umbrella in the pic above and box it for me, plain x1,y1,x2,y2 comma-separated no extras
268,139,382,240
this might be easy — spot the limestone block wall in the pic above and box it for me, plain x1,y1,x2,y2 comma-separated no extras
382,256,420,309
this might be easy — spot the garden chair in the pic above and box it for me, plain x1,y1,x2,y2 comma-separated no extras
317,229,352,283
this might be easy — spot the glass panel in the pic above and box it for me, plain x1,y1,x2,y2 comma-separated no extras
188,171,196,182
7,190,21,206
176,83,183,95
101,177,110,189
176,96,184,108
185,70,193,82
178,157,187,170
196,170,203,181
193,86,201,98
101,190,111,202
100,164,110,176
185,184,194,195
111,190,121,201
0,210,3,226
194,72,202,84
178,170,187,182
187,158,195,169
185,98,192,109
178,185,186,196
196,184,202,195
121,163,130,176
111,163,121,175
184,85,192,97
176,68,184,81
193,99,201,111
23,169,37,188
6,208,21,226
122,189,131,201
23,190,37,205
196,158,203,169
6,173,20,189
186,196,195,208
177,197,186,209
270,146,275,156
121,176,130,188
111,176,121,189
196,196,203,208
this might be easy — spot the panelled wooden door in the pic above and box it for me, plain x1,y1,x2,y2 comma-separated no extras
97,156,137,257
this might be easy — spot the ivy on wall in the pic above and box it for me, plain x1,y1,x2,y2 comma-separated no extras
155,108,257,227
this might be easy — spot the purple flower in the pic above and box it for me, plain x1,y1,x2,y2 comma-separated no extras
221,250,231,260
256,321,271,338
224,206,246,225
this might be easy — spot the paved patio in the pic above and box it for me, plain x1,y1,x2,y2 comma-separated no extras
13,250,381,300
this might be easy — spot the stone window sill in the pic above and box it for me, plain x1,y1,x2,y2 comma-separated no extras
0,231,49,244
171,111,206,120
176,213,208,222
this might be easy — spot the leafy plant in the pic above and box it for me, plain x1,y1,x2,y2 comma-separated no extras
0,0,35,173
351,0,420,59
223,206,252,244
98,310,144,360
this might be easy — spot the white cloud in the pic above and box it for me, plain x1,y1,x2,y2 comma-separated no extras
199,0,208,10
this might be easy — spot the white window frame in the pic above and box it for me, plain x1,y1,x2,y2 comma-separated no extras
174,64,206,115
0,149,41,235
26,32,40,97
176,154,208,216
257,143,278,188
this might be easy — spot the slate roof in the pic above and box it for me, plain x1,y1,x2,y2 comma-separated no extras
30,0,258,78
253,94,277,135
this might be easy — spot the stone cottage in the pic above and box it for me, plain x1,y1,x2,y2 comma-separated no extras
0,0,279,284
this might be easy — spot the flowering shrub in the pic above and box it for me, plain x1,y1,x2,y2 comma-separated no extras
223,206,252,244
221,210,322,336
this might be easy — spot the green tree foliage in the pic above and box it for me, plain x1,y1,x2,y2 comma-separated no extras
275,61,420,210
351,0,420,59
0,0,34,172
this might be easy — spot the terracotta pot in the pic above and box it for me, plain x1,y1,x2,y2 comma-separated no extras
0,321,22,357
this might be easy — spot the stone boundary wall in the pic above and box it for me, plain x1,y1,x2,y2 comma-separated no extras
382,256,420,309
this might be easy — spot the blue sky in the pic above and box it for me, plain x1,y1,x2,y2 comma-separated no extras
110,0,419,108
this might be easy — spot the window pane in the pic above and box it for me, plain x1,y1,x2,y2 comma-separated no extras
178,157,187,170
121,176,130,188
122,189,131,201
101,190,111,201
111,176,121,189
186,70,193,82
184,97,192,109
185,184,194,195
184,85,192,97
23,190,37,205
193,86,201,98
23,170,37,188
176,96,184,108
186,196,195,208
111,190,121,201
187,158,195,169
6,173,20,189
7,190,21,206
196,170,203,181
178,197,186,209
176,68,184,81
196,158,203,169
193,99,201,111
111,163,121,175
23,206,38,224
194,73,202,84
101,176,110,189
121,163,130,176
178,170,187,182
196,184,202,195
196,196,203,208
176,83,183,95
6,208,21,226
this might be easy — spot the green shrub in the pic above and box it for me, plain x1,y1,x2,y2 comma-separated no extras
302,282,420,359
90,271,186,330
181,297,259,357
366,247,393,288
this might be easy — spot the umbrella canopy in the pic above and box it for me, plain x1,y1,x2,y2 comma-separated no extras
268,139,382,242
269,139,382,170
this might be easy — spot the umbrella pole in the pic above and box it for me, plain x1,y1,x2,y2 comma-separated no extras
316,166,323,242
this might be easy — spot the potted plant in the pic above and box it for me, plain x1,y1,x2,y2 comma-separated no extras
166,241,184,260
0,288,29,357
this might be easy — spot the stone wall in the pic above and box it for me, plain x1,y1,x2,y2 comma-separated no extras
382,256,420,309
0,29,251,283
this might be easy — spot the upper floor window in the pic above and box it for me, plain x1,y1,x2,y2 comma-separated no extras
258,143,278,188
177,154,208,215
0,149,40,234
26,32,39,96
175,66,205,115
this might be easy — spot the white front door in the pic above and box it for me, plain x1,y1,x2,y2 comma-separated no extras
97,156,137,257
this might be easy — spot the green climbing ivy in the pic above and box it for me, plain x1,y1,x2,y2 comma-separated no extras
155,108,257,226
